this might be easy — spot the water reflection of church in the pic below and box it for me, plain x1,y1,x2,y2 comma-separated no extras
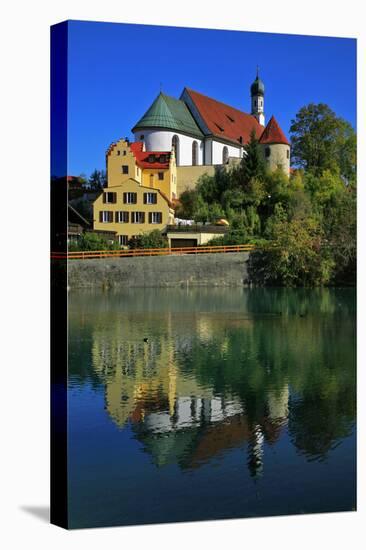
91,312,289,478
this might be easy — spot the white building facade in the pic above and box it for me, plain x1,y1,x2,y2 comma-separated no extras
131,73,290,174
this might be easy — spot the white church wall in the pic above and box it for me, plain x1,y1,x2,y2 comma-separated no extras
211,140,242,165
134,129,204,166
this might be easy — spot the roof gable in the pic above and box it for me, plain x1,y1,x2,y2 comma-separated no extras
259,115,289,145
130,141,171,169
132,92,203,138
183,88,264,145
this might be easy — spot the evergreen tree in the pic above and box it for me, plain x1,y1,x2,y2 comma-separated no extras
88,169,105,190
239,129,266,185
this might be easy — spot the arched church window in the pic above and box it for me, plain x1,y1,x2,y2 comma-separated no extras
223,146,229,164
172,135,179,166
286,149,290,159
192,141,198,166
265,147,271,158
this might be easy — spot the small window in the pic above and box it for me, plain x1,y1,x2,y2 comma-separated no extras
103,192,117,204
131,211,145,224
192,141,198,166
122,165,129,174
148,154,156,163
144,192,158,205
123,150,127,156
123,192,137,204
265,147,271,158
115,211,129,223
119,235,129,246
158,172,164,181
99,211,113,223
159,155,166,163
149,212,162,224
287,149,290,159
222,146,229,164
117,150,121,156
140,135,144,140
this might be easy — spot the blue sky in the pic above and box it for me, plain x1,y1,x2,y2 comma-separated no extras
64,20,356,177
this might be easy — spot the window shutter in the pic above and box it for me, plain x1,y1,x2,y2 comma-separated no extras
143,193,146,204
134,193,137,204
99,211,103,222
103,194,106,204
148,212,152,224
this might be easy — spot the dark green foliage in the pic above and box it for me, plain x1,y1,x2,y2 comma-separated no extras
128,229,168,249
88,169,107,190
238,129,267,184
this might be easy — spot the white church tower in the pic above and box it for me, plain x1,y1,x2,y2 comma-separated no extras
250,67,265,126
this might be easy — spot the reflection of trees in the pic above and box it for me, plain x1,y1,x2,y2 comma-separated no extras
68,287,356,470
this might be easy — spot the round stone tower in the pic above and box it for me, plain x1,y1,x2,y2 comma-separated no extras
259,115,291,176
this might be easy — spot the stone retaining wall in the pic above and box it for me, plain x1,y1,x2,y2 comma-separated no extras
66,252,250,288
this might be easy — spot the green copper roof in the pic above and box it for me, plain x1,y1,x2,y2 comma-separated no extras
132,92,204,138
251,75,265,96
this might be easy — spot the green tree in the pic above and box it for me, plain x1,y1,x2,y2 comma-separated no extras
304,169,344,205
69,232,119,251
322,184,356,284
290,103,356,180
238,129,267,185
128,229,168,249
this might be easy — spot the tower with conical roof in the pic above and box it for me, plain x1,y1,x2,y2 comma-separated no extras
259,115,291,175
250,68,265,126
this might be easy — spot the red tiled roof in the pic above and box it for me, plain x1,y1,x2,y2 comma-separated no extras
185,88,264,145
130,141,171,169
259,115,290,145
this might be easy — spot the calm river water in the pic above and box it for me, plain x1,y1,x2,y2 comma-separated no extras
68,287,356,528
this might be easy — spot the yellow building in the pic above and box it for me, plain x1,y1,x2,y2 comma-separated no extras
93,177,174,246
106,138,177,201
93,138,177,245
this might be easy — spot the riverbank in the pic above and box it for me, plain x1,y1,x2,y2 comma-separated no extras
64,252,250,289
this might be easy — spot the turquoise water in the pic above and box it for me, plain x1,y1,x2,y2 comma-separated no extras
68,287,356,528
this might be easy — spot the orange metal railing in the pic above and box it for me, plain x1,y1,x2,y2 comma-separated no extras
51,243,256,260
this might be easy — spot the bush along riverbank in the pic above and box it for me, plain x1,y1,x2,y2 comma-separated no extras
176,103,356,287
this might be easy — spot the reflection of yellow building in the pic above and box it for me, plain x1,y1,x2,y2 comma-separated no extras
91,312,230,428
93,138,177,246
87,305,291,473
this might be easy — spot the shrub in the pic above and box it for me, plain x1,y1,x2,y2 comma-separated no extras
128,229,168,249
